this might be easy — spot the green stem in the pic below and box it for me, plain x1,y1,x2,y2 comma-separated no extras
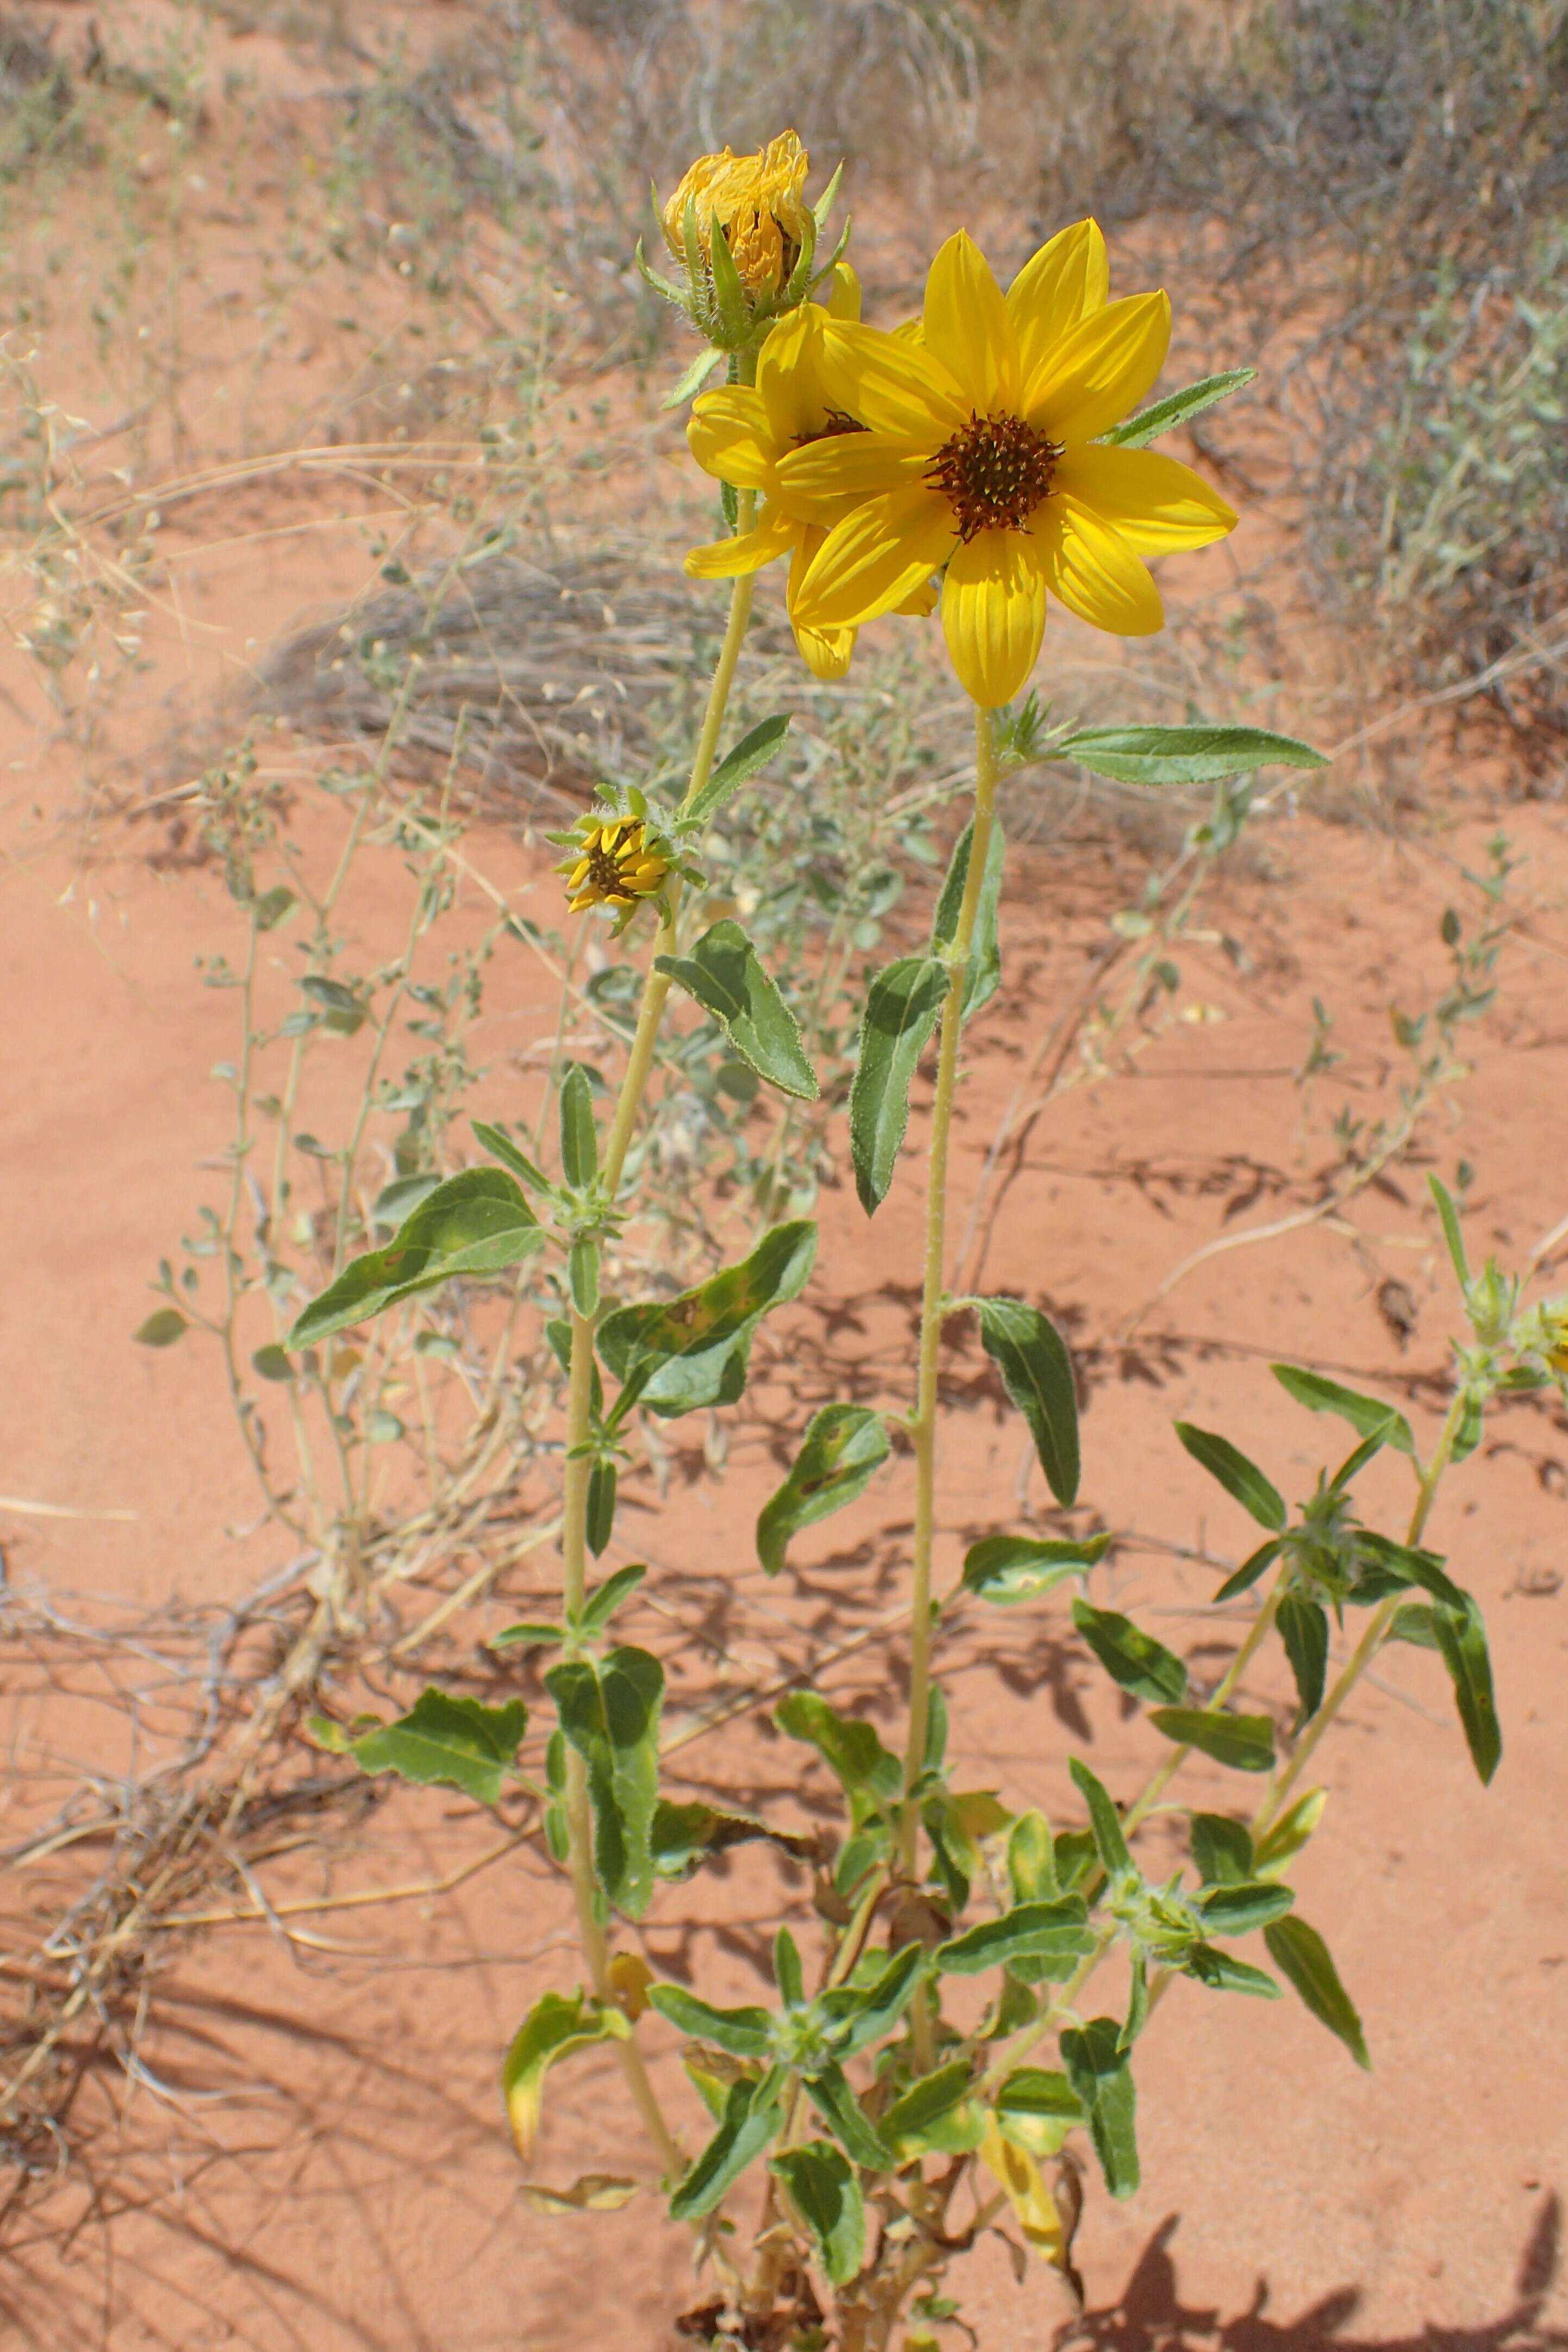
600,550,756,1194
901,706,1003,1853
552,456,760,2179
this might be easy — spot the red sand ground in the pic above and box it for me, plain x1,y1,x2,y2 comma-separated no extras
2,8,1567,2349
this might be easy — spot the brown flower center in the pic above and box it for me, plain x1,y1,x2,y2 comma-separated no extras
926,410,1060,542
793,408,868,449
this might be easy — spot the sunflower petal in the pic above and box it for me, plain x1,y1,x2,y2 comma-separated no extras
1007,219,1110,387
792,487,956,628
1053,444,1236,553
1031,497,1163,636
818,321,966,443
774,431,931,523
688,387,777,490
923,229,1019,411
1026,291,1172,446
685,505,800,580
756,306,832,446
940,530,1047,708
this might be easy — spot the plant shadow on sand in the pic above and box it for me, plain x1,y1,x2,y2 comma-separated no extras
1060,2204,1567,2352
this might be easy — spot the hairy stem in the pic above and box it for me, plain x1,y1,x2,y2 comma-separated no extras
553,462,759,2177
901,706,1002,1849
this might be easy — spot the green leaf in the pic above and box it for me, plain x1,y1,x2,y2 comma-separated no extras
515,2173,639,2215
756,1404,890,1574
661,341,725,411
935,1898,1094,1978
1055,725,1328,788
1253,1787,1326,1876
1277,1593,1329,1722
770,2143,865,2286
558,1063,598,1190
669,2076,786,2222
251,882,297,931
972,1297,1080,1507
1197,1880,1296,1935
569,1237,600,1320
545,1646,663,1918
931,814,1005,1019
1355,1534,1470,1612
775,1689,901,1805
804,2063,894,2171
1068,1757,1130,1875
1119,1949,1149,2051
502,1989,630,2163
134,1308,187,1346
578,1561,646,1635
683,714,792,827
490,1619,566,1652
1387,1601,1443,1650
1213,1538,1283,1603
706,214,747,341
1174,1422,1286,1531
1060,2019,1138,2198
1264,1915,1370,2068
1100,366,1256,448
656,920,818,1102
1431,1594,1502,1784
825,1943,927,2057
1071,1598,1187,1706
470,1120,552,1196
648,1798,816,1881
598,1221,817,1419
1184,1944,1280,1998
883,2059,975,2147
645,1981,774,2059
962,1531,1108,1606
1148,1707,1275,1772
1270,1364,1415,1458
1007,1810,1058,1904
1188,1813,1254,1886
993,2067,1085,2158
848,955,949,1215
251,1343,295,1383
1428,1173,1471,1289
334,1689,527,1804
584,1458,617,1557
289,1168,542,1346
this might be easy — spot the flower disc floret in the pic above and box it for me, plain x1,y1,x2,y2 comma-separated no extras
926,412,1062,541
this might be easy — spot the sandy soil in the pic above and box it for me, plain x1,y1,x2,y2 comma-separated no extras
2,9,1566,2351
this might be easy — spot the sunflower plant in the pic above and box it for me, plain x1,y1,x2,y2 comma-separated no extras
286,151,1535,2351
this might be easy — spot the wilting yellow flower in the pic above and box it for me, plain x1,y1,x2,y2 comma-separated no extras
557,819,669,914
685,291,934,682
783,220,1238,707
662,129,812,300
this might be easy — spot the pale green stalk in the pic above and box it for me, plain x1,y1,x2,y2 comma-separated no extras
896,706,1003,2076
901,706,1003,1843
552,422,760,2174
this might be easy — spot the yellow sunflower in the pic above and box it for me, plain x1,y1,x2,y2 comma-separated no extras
684,271,933,681
781,220,1238,707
